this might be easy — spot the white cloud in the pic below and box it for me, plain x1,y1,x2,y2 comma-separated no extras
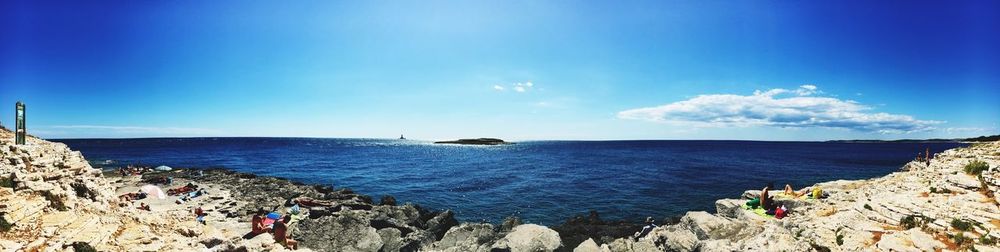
494,82,535,93
617,85,942,133
795,84,818,96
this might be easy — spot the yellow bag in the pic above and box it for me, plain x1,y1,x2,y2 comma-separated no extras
812,186,823,199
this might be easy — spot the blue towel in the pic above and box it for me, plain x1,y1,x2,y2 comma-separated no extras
267,212,281,219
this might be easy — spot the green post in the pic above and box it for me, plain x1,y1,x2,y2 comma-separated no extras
15,101,25,145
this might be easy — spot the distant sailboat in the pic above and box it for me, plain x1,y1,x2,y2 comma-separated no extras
399,134,406,140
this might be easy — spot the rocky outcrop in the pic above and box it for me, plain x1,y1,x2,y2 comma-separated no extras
552,210,645,249
0,128,302,251
428,223,498,251
586,141,1000,251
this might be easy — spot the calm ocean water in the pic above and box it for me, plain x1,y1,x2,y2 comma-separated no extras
53,138,963,225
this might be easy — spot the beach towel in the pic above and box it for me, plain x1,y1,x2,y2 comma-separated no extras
741,204,774,219
266,212,281,219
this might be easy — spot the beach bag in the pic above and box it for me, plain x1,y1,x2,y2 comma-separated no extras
812,186,823,199
746,197,760,209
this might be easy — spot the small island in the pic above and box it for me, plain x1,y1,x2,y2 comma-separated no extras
434,138,512,145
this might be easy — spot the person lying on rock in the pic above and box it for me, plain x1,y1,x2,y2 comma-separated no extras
273,215,298,249
294,197,335,207
137,202,150,211
118,191,146,202
782,184,809,198
633,217,657,240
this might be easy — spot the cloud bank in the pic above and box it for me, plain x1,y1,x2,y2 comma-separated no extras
617,85,941,133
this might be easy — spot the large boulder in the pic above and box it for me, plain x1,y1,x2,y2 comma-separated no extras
298,211,384,252
679,211,744,240
645,226,699,252
605,237,658,252
377,228,403,252
714,199,744,219
371,204,422,224
429,223,498,252
424,210,459,240
491,224,562,252
572,238,604,252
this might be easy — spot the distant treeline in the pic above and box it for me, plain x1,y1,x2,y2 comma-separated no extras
965,135,1000,142
827,134,1000,143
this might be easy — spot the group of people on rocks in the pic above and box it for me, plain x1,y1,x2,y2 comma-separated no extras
245,201,303,250
633,182,825,240
744,182,824,220
117,190,149,209
118,165,152,176
916,147,934,166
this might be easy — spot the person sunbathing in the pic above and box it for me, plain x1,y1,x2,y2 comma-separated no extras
168,184,197,196
273,215,298,249
783,184,809,198
243,209,271,239
294,197,335,207
119,191,146,201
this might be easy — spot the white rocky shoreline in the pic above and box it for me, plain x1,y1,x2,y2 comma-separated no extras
1,127,998,251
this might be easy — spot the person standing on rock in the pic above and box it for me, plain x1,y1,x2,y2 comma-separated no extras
925,148,931,166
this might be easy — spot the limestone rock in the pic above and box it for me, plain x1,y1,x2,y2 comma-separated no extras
645,226,699,252
377,228,403,252
491,224,562,252
572,238,604,252
679,211,743,240
431,223,497,252
424,210,459,240
300,211,384,252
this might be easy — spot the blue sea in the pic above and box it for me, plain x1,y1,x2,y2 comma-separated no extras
53,138,963,225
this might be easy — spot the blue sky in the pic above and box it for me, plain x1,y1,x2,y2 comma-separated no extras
1,1,998,140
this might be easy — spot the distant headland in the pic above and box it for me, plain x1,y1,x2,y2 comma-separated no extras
826,134,1000,143
433,138,512,145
